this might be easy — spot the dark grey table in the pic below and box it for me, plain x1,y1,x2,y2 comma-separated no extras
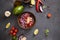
0,0,60,40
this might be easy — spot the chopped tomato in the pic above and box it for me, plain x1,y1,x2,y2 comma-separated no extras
10,30,13,34
13,32,16,36
11,26,15,31
14,28,18,33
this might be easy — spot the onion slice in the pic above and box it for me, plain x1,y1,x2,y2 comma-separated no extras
39,6,43,13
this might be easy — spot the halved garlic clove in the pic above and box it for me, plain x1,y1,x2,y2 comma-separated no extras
5,11,11,17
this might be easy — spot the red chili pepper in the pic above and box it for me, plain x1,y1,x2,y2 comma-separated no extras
36,0,43,12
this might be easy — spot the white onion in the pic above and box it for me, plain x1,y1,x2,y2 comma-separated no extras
5,11,11,17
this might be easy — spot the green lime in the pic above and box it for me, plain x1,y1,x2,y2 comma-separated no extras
13,5,24,15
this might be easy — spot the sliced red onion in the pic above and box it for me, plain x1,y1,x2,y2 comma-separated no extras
39,6,43,12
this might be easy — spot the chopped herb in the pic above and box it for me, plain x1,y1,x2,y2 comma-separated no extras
43,5,47,9
44,29,49,36
12,36,18,40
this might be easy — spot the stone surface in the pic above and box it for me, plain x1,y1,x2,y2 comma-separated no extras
0,0,60,40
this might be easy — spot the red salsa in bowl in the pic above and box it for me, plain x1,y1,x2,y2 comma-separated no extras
17,12,36,29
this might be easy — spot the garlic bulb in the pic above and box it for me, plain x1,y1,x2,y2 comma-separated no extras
5,11,11,17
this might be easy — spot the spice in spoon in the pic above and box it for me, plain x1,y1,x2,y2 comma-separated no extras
19,35,27,40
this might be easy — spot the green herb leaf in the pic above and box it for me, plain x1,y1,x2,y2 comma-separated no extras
44,29,49,36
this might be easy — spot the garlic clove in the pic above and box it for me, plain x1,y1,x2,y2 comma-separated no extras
6,22,10,29
34,29,39,35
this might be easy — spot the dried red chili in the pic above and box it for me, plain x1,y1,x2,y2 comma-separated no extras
47,13,52,19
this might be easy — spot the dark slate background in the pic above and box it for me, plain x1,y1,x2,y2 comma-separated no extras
0,0,60,40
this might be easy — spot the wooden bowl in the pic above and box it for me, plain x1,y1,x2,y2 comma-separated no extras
17,12,36,29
